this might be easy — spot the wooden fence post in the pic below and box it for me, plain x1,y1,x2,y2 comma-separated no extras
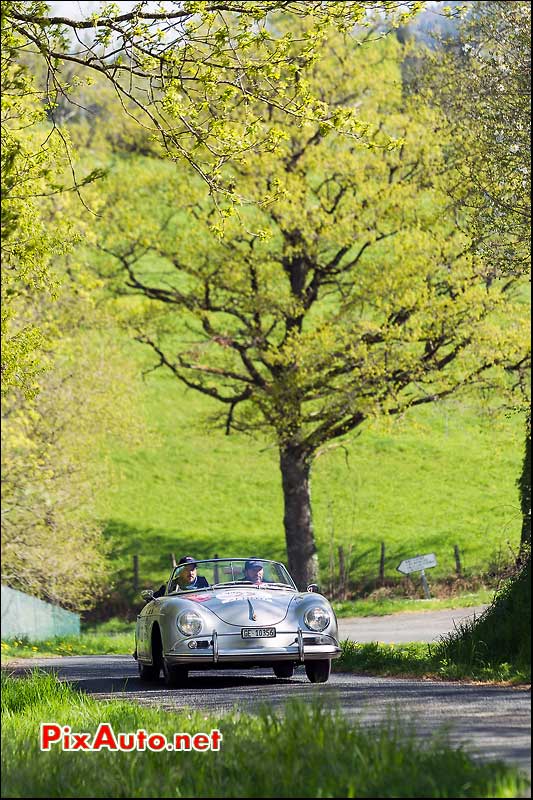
379,541,386,585
345,543,353,597
338,546,346,601
133,554,139,593
454,545,462,576
328,547,335,598
171,553,177,568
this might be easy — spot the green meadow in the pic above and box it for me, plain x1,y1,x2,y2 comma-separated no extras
93,333,524,600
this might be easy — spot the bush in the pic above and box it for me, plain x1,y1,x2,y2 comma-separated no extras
435,552,531,670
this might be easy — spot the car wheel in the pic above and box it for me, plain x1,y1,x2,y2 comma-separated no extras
273,662,295,679
162,659,189,688
305,659,331,683
138,660,160,681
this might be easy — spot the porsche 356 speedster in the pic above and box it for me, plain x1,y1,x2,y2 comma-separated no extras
135,557,341,686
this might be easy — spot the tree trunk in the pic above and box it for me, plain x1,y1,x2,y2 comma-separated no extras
279,445,318,590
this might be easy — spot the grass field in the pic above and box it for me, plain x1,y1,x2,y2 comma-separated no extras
1,672,528,798
93,336,525,600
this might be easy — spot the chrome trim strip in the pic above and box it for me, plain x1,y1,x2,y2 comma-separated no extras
212,629,219,663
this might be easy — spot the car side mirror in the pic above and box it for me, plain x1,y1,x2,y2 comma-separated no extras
140,589,155,601
307,584,320,593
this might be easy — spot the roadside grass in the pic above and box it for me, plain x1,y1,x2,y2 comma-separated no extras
83,618,134,635
3,609,529,686
3,634,528,684
0,589,491,663
432,555,531,683
1,671,529,799
3,567,527,687
335,641,531,685
1,630,134,661
336,563,531,686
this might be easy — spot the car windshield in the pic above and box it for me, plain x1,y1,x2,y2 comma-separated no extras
166,559,296,594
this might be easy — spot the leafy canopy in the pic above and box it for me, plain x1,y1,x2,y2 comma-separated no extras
93,32,529,456
4,1,424,195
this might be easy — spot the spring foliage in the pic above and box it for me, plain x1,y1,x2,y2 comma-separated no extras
1,21,146,609
3,1,424,193
95,34,529,452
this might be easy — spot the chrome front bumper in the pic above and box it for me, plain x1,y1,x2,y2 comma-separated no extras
164,629,341,665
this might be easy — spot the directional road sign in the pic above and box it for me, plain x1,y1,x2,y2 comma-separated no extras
396,553,437,575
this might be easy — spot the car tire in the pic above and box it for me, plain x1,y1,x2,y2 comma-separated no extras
162,659,189,688
304,659,331,683
273,662,295,679
138,660,160,681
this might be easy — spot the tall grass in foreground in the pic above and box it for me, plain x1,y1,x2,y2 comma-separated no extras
1,672,529,798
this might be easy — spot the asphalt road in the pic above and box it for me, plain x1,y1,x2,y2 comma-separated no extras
7,651,531,782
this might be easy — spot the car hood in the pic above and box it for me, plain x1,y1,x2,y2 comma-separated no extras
183,587,296,626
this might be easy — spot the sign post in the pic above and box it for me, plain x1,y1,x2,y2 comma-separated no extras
397,553,437,599
419,569,431,600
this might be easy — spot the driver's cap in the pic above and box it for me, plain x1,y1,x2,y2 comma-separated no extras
245,559,263,570
178,556,197,566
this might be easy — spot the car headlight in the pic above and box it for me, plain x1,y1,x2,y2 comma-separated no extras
304,606,330,632
177,611,203,636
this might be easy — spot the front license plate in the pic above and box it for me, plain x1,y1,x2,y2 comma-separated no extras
241,627,276,639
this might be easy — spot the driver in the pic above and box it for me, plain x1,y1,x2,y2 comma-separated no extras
133,556,208,660
243,559,264,585
174,556,209,590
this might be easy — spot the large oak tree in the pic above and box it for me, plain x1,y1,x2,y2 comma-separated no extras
94,33,529,587
2,2,428,602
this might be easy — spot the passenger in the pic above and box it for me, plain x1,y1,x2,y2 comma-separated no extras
243,559,264,585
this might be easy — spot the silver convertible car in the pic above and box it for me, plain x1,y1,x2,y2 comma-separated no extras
135,558,341,686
